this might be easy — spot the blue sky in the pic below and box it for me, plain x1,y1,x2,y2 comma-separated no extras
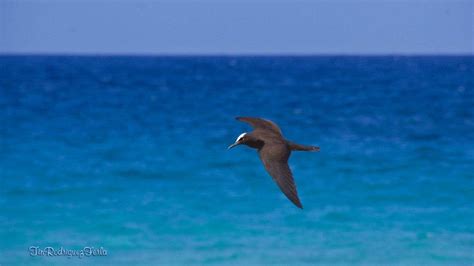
0,0,472,55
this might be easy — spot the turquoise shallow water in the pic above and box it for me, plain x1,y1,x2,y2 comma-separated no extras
0,56,473,265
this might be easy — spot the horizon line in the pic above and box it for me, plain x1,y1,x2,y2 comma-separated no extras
0,52,473,57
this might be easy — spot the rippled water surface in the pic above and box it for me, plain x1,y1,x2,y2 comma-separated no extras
1,56,473,265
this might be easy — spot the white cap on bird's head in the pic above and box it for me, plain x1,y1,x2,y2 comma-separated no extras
236,132,247,142
228,132,247,149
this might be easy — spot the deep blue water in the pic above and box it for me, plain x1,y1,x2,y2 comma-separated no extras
0,56,473,265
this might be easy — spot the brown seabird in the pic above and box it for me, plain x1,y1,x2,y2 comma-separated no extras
228,117,320,209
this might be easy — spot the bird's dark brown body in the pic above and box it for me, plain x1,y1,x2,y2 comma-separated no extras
228,117,320,209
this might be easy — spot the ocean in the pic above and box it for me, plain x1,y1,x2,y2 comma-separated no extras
0,56,473,265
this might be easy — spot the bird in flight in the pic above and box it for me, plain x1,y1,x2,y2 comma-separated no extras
228,117,320,209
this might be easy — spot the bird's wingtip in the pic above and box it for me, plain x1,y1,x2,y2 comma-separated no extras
293,199,304,209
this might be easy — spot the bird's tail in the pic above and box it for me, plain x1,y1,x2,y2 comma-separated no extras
288,141,320,152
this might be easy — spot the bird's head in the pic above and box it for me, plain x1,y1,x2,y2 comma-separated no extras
228,132,248,149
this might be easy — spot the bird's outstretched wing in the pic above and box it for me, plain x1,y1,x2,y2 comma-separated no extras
259,144,303,209
236,117,283,136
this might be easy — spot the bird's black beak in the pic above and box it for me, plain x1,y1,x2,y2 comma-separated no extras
228,142,240,150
